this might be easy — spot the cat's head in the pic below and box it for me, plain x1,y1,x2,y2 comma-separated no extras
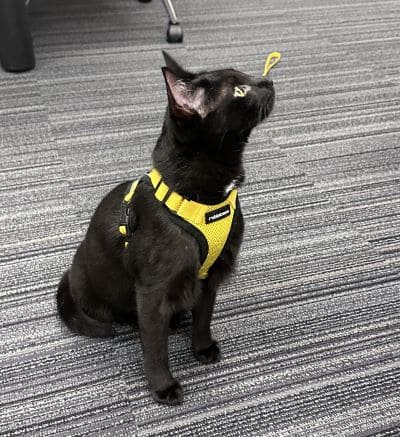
161,51,275,151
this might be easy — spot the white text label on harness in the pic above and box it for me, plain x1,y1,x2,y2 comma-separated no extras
205,205,231,224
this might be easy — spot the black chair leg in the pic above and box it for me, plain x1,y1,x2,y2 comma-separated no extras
0,0,35,72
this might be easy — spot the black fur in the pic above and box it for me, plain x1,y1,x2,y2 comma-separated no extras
57,51,275,405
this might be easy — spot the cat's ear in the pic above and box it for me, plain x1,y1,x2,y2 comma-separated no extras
162,51,194,80
162,67,207,119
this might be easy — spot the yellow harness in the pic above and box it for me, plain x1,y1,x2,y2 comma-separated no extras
119,169,238,279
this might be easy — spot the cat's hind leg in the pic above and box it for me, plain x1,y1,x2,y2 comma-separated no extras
56,269,114,338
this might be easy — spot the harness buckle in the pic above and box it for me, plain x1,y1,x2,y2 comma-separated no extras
119,202,137,236
120,202,130,227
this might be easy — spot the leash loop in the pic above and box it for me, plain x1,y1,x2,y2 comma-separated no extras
263,51,281,77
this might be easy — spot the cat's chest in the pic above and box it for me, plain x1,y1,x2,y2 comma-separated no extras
224,179,239,196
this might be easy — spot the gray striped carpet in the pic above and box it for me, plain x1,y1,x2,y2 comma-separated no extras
1,0,400,435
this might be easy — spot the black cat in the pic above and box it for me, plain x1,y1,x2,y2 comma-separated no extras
57,51,275,405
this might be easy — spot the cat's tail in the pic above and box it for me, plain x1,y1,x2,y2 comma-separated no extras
56,270,114,338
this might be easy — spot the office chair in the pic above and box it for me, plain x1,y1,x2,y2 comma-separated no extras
0,0,183,73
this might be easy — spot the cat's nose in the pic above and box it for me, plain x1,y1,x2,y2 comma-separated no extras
260,79,274,88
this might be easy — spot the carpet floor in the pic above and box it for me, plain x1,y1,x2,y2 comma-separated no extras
1,0,400,435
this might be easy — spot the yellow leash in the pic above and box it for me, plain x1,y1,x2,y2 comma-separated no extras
262,51,281,76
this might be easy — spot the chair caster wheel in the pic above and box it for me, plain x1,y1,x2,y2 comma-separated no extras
167,22,183,43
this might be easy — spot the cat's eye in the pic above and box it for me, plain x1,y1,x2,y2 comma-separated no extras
234,85,251,98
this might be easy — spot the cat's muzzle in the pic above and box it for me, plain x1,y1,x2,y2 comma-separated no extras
259,83,275,120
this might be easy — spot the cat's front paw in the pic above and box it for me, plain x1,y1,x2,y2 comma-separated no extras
152,380,183,406
194,340,221,364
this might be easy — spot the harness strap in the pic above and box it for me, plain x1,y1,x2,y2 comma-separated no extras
124,179,139,203
119,179,139,243
148,169,238,225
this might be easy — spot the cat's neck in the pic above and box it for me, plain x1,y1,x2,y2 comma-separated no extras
152,126,245,204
